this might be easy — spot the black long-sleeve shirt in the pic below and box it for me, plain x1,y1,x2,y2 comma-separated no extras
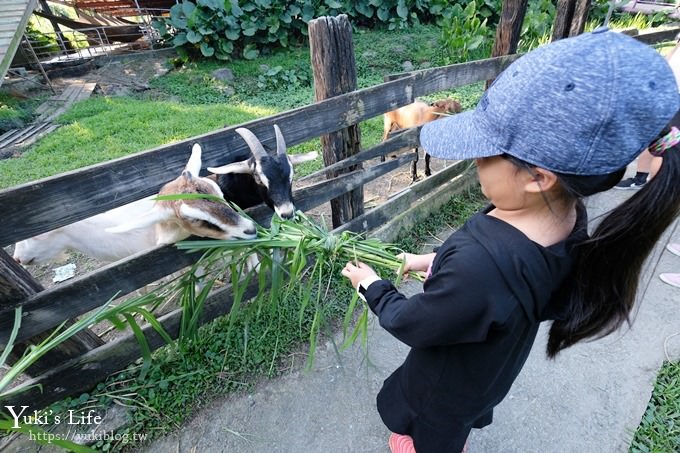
363,204,588,452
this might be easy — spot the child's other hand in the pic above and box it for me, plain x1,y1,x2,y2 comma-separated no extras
341,261,377,289
396,252,436,278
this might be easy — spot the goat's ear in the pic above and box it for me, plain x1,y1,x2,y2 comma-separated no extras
289,151,318,165
185,144,203,177
207,159,252,175
105,207,174,233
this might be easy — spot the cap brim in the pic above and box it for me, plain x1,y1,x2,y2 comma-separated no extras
420,110,504,161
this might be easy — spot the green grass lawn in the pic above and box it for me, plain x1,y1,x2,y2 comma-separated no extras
0,24,484,190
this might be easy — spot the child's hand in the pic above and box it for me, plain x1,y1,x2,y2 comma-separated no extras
341,261,378,289
396,252,436,278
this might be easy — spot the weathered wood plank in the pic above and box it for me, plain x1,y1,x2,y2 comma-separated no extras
336,160,473,235
0,154,414,342
298,127,420,182
0,55,517,247
0,248,104,376
310,15,364,227
372,170,480,243
0,278,262,410
633,26,680,45
0,244,198,346
552,0,577,41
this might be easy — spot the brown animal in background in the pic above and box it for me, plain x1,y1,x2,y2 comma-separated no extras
382,98,462,181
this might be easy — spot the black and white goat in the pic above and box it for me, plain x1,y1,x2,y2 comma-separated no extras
106,143,258,243
13,144,258,266
208,124,317,219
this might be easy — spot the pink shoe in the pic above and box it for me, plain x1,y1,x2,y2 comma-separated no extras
659,273,680,288
388,432,469,453
667,243,680,257
388,433,416,453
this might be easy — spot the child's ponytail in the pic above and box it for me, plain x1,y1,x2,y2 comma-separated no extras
547,113,680,357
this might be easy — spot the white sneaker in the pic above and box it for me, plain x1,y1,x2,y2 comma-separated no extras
666,243,680,257
659,273,680,288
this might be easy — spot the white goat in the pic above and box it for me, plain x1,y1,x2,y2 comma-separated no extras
14,144,257,266
13,197,157,265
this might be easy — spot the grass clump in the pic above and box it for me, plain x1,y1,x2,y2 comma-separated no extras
630,360,680,452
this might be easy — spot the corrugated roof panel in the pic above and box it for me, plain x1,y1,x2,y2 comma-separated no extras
0,0,38,88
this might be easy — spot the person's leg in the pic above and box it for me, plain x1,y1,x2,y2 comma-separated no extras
650,155,663,179
388,433,469,453
614,150,653,189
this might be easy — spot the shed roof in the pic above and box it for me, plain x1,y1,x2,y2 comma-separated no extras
0,0,38,89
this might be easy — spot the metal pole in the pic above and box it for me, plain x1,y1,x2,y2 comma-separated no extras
21,35,55,94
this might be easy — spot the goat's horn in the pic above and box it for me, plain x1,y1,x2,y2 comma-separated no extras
185,143,202,177
235,127,268,160
274,124,287,156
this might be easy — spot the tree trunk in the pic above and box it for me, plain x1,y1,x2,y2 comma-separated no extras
309,14,364,228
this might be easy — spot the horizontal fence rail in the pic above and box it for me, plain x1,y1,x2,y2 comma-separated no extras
0,54,518,247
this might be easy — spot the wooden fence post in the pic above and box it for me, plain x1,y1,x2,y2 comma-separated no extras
309,14,364,228
552,0,591,41
487,0,529,88
0,249,104,376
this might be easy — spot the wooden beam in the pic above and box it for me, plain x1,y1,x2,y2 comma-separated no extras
337,160,474,235
569,0,591,37
0,154,415,344
0,276,262,410
0,53,518,247
488,0,529,88
0,248,103,376
492,0,529,56
309,14,363,228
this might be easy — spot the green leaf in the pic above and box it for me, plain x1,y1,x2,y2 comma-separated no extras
218,39,234,54
377,6,390,21
200,42,215,57
182,1,196,16
397,1,408,19
230,0,243,17
225,28,240,40
243,43,259,59
242,24,257,36
356,2,374,17
172,32,188,46
302,4,315,21
186,29,202,43
0,307,21,368
326,0,343,8
197,0,221,9
170,16,188,29
255,0,272,6
122,313,151,380
288,4,301,15
170,3,183,16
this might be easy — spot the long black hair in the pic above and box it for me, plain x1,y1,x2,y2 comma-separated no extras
546,112,680,357
502,111,680,357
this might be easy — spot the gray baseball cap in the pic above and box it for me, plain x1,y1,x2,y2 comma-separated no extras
420,28,680,175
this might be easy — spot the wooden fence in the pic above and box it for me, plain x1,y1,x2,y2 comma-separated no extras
0,21,677,411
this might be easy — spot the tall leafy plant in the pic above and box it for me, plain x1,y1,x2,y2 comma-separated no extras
440,0,494,64
153,0,458,62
